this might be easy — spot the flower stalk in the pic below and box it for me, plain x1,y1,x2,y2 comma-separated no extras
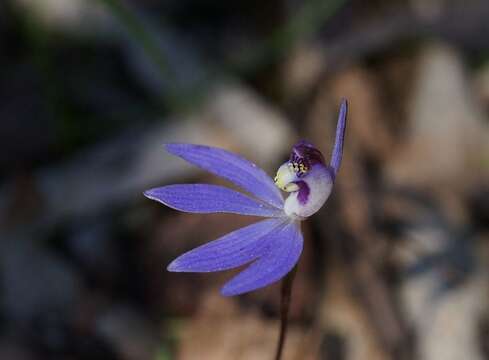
275,265,298,360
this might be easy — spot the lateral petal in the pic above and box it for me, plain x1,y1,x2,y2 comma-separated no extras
165,143,284,208
220,222,303,296
330,99,348,177
144,184,283,217
167,218,285,272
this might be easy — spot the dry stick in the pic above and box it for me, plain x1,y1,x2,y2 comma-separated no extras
275,265,298,360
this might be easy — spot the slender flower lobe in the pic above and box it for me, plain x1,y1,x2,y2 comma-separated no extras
330,98,348,177
167,218,285,273
144,100,347,296
220,221,303,296
165,143,284,209
144,184,283,217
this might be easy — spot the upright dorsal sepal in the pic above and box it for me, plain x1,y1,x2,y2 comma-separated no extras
330,99,348,177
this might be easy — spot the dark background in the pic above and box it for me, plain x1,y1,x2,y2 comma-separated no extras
1,0,489,359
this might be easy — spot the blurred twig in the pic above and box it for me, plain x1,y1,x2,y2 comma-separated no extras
231,0,348,72
96,0,174,80
95,0,185,109
96,0,347,109
318,1,489,71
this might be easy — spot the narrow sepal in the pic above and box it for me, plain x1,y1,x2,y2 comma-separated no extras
220,222,303,296
165,143,284,208
167,218,285,272
330,99,347,177
144,184,283,217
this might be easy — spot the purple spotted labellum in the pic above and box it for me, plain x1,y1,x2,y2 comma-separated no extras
144,99,348,296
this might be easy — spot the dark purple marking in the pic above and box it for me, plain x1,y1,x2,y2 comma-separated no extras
295,181,310,205
290,140,325,177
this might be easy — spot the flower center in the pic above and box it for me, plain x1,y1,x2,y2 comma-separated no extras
274,140,333,219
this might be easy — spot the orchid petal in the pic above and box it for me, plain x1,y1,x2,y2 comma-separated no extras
144,184,283,217
330,99,348,177
165,143,284,208
167,218,285,272
220,222,303,296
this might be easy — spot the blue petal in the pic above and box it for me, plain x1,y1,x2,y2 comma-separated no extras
165,143,284,209
220,221,303,296
167,218,285,272
144,184,283,217
330,99,348,177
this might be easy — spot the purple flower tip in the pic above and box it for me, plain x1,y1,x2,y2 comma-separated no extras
167,260,181,272
330,99,348,176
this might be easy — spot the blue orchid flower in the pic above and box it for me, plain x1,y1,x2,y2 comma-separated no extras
144,99,347,296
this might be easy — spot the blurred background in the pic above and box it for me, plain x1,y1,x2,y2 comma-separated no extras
1,0,489,359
